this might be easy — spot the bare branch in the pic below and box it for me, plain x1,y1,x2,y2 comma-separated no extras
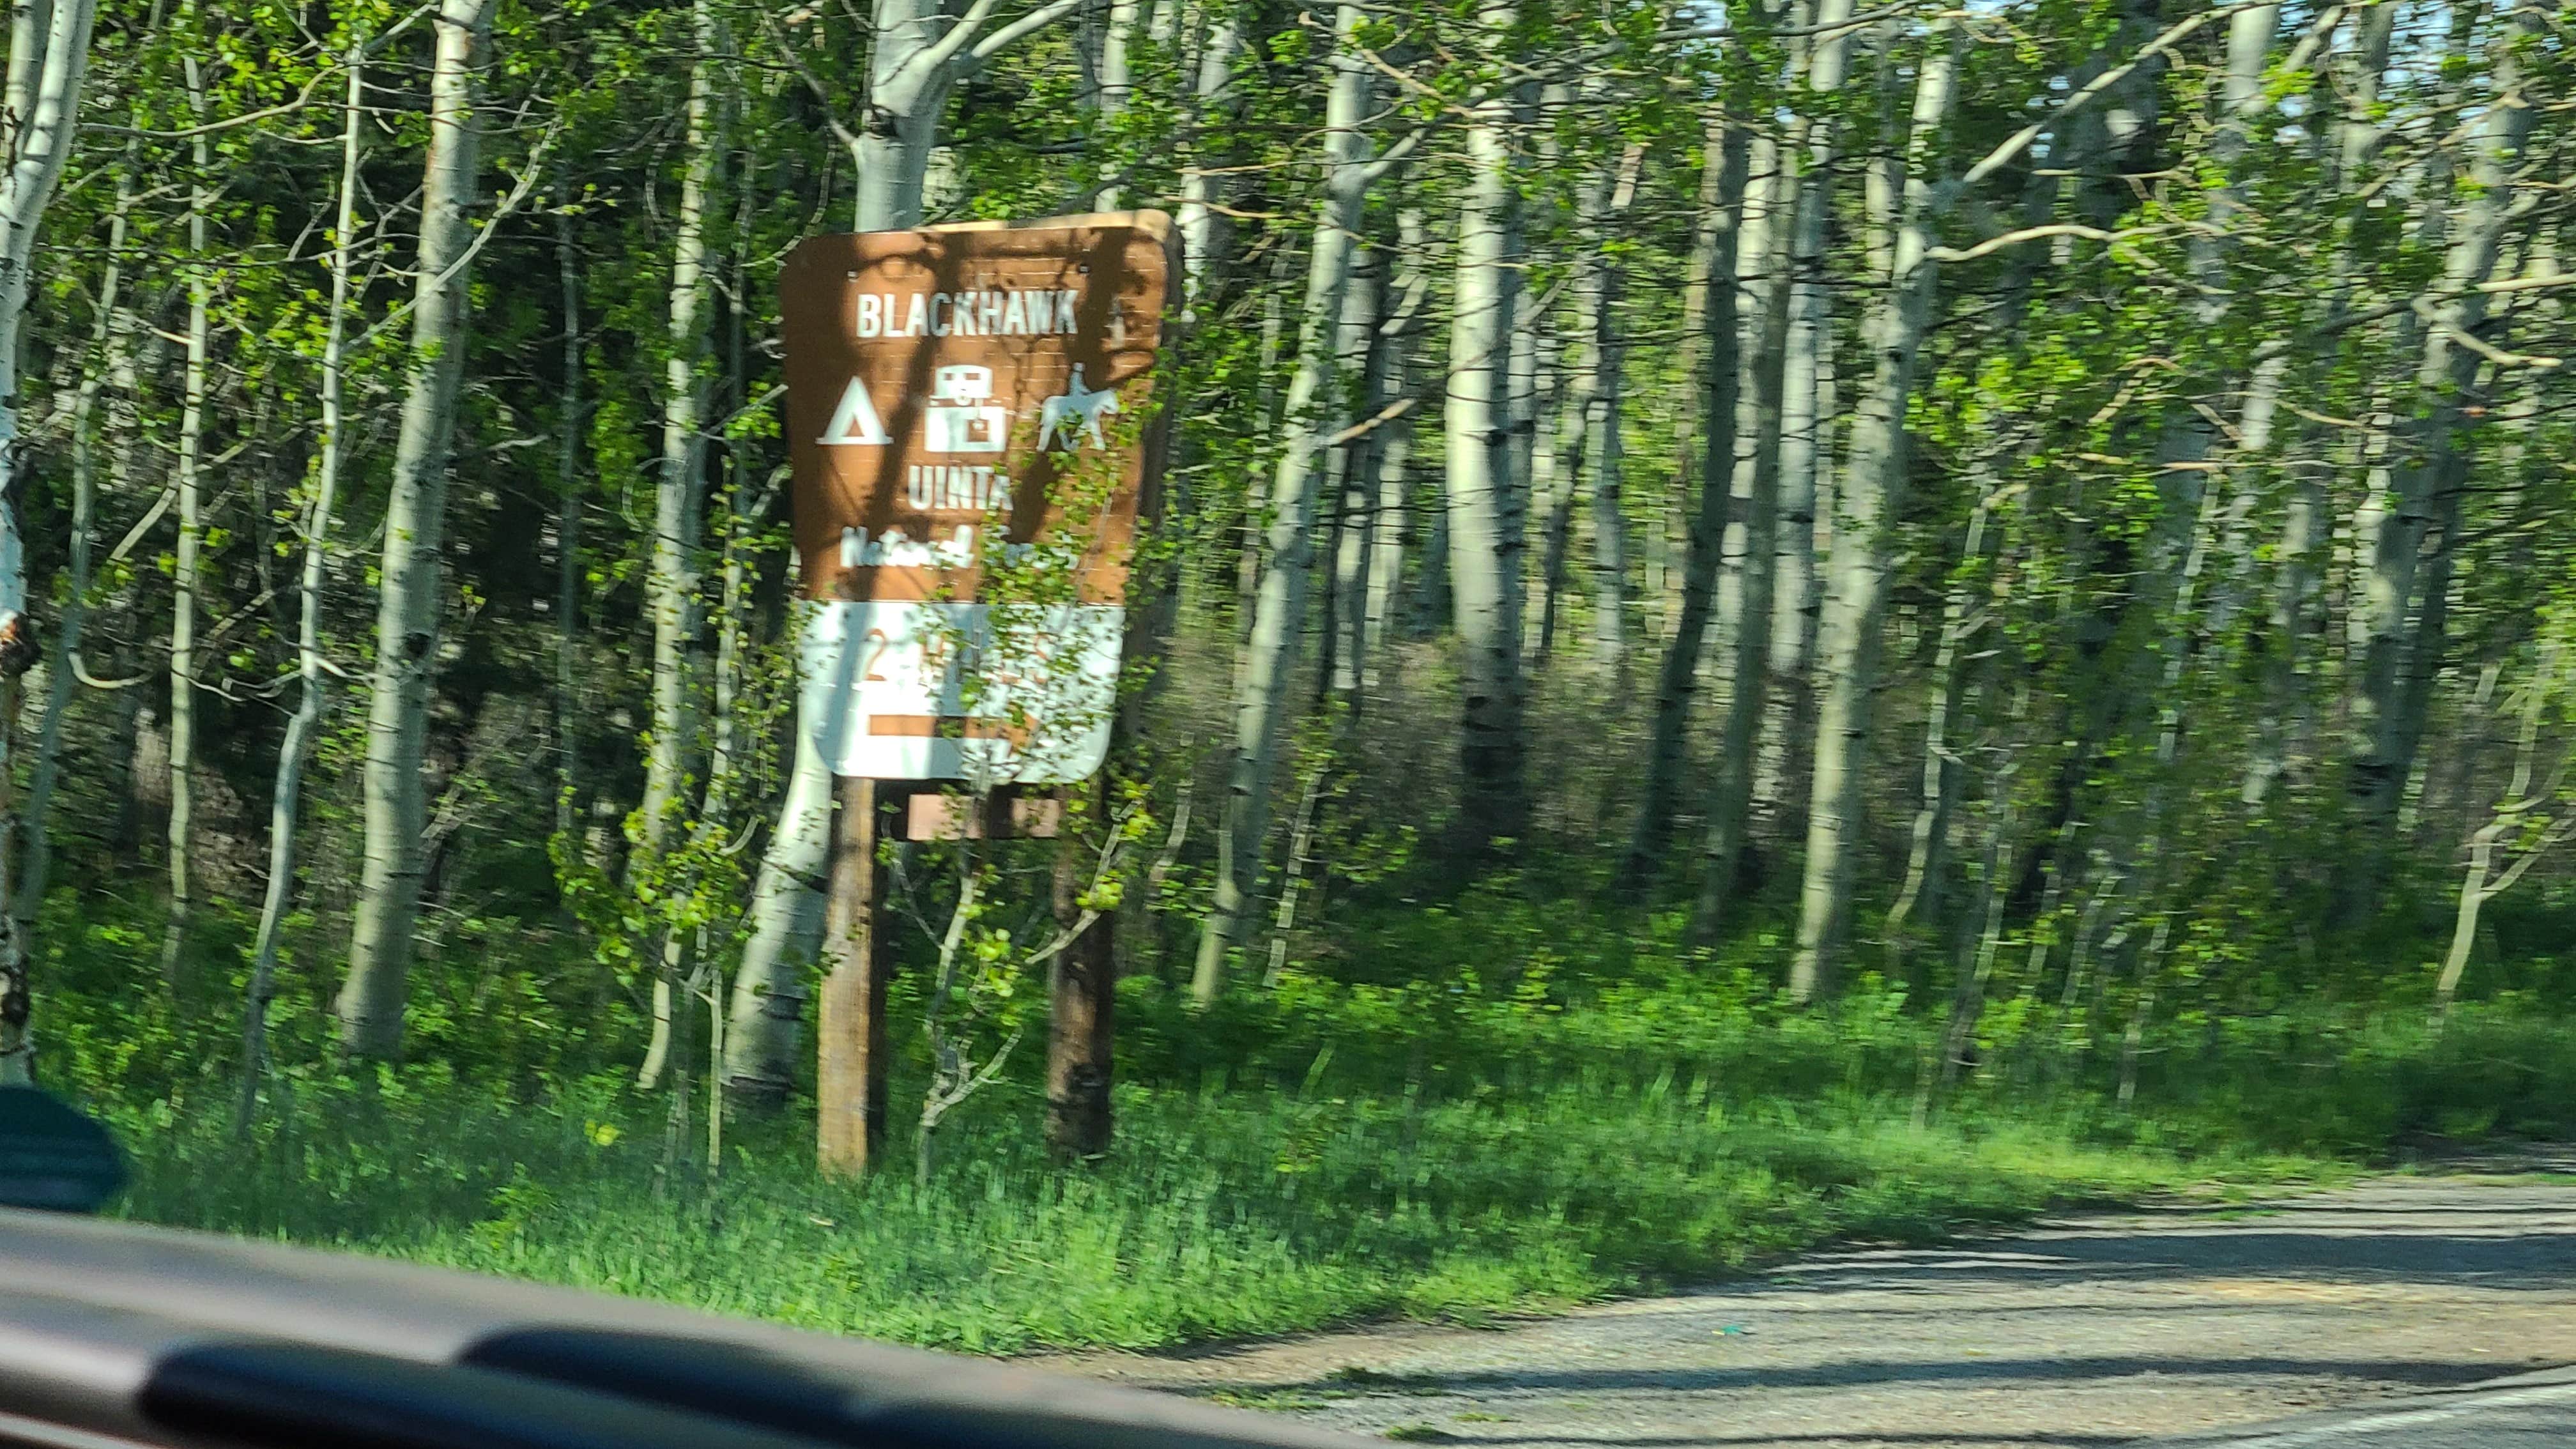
85,65,334,139
1959,3,2255,193
1928,224,2118,264
351,117,565,353
967,0,1101,68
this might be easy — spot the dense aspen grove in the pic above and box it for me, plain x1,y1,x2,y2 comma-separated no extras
0,0,2571,1174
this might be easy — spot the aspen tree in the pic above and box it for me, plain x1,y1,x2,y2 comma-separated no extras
1788,17,1962,1000
1443,0,1532,854
339,0,500,1056
242,26,368,1126
0,0,98,1079
1194,1,1407,999
1628,110,1749,883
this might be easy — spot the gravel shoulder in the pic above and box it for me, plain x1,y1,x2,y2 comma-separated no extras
1048,1159,2576,1448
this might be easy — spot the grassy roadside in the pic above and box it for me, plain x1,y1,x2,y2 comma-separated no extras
116,1080,2341,1354
99,1036,2382,1354
47,885,2576,1356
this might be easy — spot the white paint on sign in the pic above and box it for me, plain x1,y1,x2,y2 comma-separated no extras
801,598,1121,784
905,464,1014,512
923,363,1008,453
817,376,889,445
1036,365,1119,451
853,289,1083,339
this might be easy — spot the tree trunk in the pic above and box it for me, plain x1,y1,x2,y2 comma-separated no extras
16,150,130,938
2345,3,2543,856
641,0,721,860
241,32,367,1129
1787,20,1961,1002
1360,206,1430,685
0,0,96,1081
553,208,584,843
2436,636,2562,1011
1936,768,2015,1092
1045,796,1116,1158
1754,0,1855,854
160,56,215,987
1176,10,1244,307
1626,112,1747,885
1090,0,1140,210
1690,132,1791,935
2142,3,2279,770
1443,1,1529,853
1533,316,1580,663
1193,1,1383,1000
339,0,498,1057
1882,492,1993,956
638,0,725,1092
1585,145,1644,680
723,726,829,1100
2245,3,2396,808
1328,244,1383,702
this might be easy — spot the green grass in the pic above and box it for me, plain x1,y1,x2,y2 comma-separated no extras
38,888,2576,1359
97,1051,2343,1355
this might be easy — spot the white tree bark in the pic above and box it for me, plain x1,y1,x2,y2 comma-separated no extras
1177,8,1244,307
1533,310,1578,660
2142,3,2278,776
1091,0,1140,209
1754,0,1855,845
1690,131,1791,935
15,150,129,940
0,0,98,1081
1787,19,1962,1002
1443,0,1529,852
1625,112,1746,884
242,31,367,1127
724,721,829,1098
2436,634,2566,1010
160,53,215,986
1326,243,1383,700
2244,1,2396,806
849,0,1092,231
636,0,726,1093
640,0,722,861
2348,2,2544,829
1882,489,1993,951
553,206,583,843
1193,1,1390,1000
1359,206,1430,682
1584,145,1643,678
339,0,498,1057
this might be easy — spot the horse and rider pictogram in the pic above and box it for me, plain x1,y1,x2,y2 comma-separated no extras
1036,365,1120,452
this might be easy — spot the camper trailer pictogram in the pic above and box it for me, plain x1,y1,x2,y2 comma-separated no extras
924,364,1007,453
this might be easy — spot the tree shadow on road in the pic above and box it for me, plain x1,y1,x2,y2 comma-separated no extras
1222,1355,2511,1399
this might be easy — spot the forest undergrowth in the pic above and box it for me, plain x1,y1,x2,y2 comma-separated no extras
37,880,2576,1356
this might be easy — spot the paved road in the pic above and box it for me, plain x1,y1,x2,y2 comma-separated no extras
1056,1165,2576,1448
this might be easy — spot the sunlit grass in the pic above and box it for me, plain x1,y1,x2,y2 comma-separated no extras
105,1059,2338,1354
43,891,2576,1356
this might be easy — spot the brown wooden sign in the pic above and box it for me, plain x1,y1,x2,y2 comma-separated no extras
780,212,1174,608
779,212,1176,785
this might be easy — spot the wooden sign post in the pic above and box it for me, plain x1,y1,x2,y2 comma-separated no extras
780,213,1176,1177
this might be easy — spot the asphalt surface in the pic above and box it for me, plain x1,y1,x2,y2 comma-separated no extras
1055,1163,2576,1448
